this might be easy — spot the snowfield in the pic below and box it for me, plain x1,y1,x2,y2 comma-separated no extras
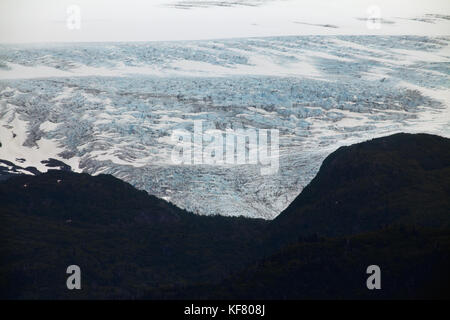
1,35,450,218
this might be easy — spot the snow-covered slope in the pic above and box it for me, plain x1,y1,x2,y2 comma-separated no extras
1,35,449,218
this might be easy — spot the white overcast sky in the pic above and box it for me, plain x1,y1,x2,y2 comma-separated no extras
0,0,449,43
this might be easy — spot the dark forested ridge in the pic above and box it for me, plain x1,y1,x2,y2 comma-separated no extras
272,132,450,241
0,170,267,299
171,226,450,299
1,133,449,299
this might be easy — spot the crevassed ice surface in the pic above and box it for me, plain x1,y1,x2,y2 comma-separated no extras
1,35,450,218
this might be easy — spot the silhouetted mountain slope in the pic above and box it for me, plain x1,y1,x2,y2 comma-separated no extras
0,158,70,182
203,133,450,300
0,171,267,299
272,133,450,243
1,133,449,299
183,226,450,299
0,170,188,225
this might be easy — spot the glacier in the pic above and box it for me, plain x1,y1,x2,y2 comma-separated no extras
1,35,450,218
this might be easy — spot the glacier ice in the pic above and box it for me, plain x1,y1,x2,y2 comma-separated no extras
0,35,449,219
